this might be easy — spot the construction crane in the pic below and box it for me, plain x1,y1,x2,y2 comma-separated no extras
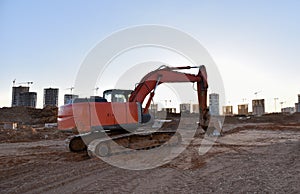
93,87,99,95
58,65,209,156
254,90,262,99
280,101,286,111
66,87,74,94
17,81,33,87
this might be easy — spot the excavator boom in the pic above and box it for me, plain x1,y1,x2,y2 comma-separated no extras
129,65,208,129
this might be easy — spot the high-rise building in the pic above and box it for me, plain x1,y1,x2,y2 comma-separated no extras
209,93,219,116
19,92,37,108
295,103,300,112
223,106,233,115
149,104,158,111
149,104,158,115
281,107,295,114
44,88,59,107
64,94,78,104
295,94,300,112
238,104,248,115
252,99,265,116
11,86,29,107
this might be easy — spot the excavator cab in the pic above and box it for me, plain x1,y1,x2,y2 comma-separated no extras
103,89,152,124
103,89,133,102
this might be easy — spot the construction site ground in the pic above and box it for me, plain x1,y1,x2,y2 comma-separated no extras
0,113,299,193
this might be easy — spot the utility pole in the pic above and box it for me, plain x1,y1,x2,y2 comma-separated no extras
274,98,278,112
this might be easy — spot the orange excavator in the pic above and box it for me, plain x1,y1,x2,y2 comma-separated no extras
58,65,209,156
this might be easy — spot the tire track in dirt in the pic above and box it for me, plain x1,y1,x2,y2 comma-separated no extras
27,161,113,194
74,167,141,193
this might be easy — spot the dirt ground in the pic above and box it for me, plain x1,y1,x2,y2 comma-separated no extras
0,114,299,193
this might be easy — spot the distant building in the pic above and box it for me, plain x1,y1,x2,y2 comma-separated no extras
11,86,29,107
238,104,248,115
19,92,37,108
161,108,176,113
209,93,219,116
149,104,158,115
252,99,265,116
192,104,199,113
44,88,59,107
295,94,300,112
223,106,233,115
150,104,158,111
180,103,191,113
3,122,18,130
64,94,79,104
281,107,295,114
295,103,300,112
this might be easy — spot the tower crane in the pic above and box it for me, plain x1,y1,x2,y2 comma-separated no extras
66,87,74,94
254,90,262,99
17,81,33,87
93,87,99,95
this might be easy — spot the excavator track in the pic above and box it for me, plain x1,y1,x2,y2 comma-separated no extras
87,131,182,157
66,130,182,157
66,135,87,152
65,129,129,152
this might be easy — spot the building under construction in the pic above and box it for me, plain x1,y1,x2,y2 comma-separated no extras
11,86,29,107
252,99,265,116
209,93,219,116
19,92,37,108
161,108,176,114
192,104,199,113
238,104,248,115
223,106,233,115
64,94,78,104
295,94,300,112
149,104,158,115
44,88,59,107
180,103,191,113
281,107,295,114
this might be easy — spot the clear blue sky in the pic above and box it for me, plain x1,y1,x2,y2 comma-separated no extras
1,0,299,113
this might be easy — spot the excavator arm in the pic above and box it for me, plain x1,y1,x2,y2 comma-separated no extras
129,65,209,131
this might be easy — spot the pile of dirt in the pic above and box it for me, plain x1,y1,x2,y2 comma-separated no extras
0,106,57,125
223,123,300,136
0,126,71,143
224,113,300,125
